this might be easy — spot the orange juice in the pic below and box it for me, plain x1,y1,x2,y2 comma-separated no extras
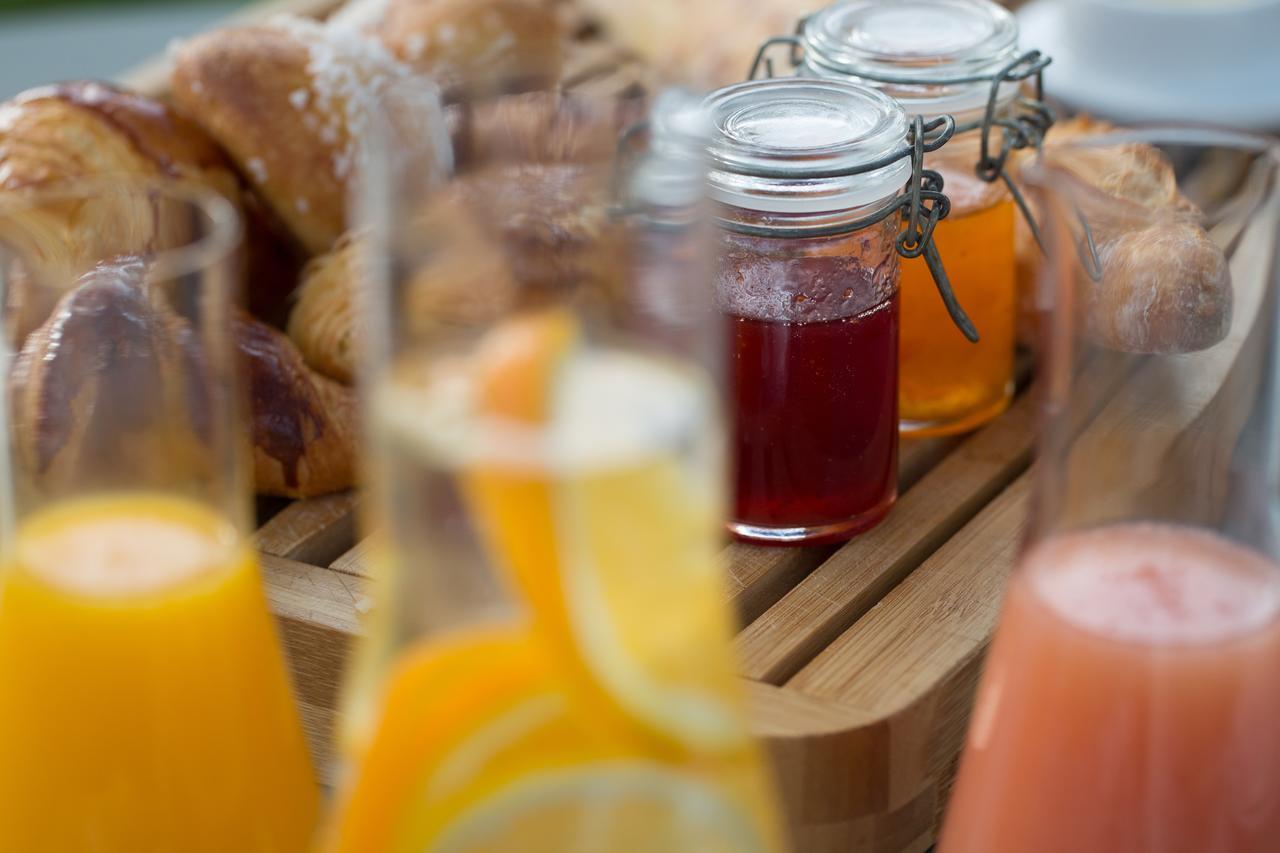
900,160,1017,436
0,494,319,852
940,523,1280,853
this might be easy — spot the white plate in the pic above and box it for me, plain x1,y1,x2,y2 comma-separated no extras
1018,0,1280,129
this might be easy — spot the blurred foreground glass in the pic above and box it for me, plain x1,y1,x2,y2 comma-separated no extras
0,180,318,851
940,128,1280,852
325,88,785,851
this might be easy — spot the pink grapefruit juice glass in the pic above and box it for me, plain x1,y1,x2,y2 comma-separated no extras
940,126,1280,853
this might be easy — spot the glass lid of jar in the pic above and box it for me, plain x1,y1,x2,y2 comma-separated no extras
802,0,1021,116
703,77,911,214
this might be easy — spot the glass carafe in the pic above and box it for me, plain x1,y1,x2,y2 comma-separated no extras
940,126,1280,852
323,87,786,852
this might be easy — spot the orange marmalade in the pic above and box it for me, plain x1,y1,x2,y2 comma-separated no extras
899,137,1016,435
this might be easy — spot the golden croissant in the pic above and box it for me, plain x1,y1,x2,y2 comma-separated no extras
10,257,358,499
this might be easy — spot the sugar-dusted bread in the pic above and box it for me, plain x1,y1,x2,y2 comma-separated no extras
170,18,436,255
372,0,565,94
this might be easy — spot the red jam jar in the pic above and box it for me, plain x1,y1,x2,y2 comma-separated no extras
704,78,913,545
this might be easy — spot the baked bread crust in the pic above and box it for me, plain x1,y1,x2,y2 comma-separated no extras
11,257,358,499
1017,117,1232,354
376,0,565,94
170,19,421,255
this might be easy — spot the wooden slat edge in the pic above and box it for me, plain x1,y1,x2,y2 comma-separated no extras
255,490,361,565
749,680,933,851
726,434,959,627
736,347,1118,685
736,393,1036,684
330,536,375,577
262,553,367,784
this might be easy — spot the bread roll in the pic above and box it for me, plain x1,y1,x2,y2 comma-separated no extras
286,91,635,381
1016,117,1232,354
574,0,817,88
170,18,436,255
373,0,565,94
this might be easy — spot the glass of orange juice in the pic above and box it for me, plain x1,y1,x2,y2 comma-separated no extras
939,127,1280,852
322,88,786,852
0,179,318,851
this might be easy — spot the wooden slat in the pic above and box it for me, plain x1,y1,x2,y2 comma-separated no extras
726,435,959,627
255,491,360,564
735,347,1123,685
790,473,1029,726
330,537,375,577
736,394,1035,685
262,553,367,783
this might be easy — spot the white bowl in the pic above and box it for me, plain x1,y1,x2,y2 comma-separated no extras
1018,0,1280,128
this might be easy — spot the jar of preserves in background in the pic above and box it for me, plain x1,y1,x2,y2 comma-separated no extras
798,0,1043,436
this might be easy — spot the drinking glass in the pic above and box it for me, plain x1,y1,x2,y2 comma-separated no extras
323,87,785,851
939,127,1280,852
0,179,318,851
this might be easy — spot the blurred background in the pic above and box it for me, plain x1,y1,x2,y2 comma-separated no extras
3,0,1278,128
0,0,250,98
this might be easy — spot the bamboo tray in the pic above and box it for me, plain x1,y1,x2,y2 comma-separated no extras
117,2,1278,850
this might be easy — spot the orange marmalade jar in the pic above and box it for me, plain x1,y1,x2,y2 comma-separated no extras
799,0,1040,435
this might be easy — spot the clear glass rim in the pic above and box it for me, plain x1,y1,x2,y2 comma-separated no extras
801,0,1021,115
702,77,911,213
0,176,243,280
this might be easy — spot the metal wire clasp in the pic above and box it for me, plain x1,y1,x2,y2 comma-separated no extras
971,50,1055,252
901,117,978,343
749,25,1057,256
712,114,979,343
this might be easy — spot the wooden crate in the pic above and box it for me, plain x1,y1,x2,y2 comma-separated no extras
116,2,1277,850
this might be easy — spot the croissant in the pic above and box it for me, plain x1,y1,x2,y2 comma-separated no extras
286,91,631,381
338,0,566,95
237,311,359,498
170,18,437,256
1015,117,1231,354
288,230,362,384
11,257,358,499
0,81,237,196
0,81,243,332
287,158,617,380
0,80,305,328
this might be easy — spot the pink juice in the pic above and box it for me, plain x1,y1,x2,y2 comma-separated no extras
940,523,1280,853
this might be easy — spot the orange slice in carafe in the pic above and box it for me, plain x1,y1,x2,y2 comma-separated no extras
464,310,744,751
